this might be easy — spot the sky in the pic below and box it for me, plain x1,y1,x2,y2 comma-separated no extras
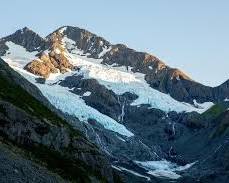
0,0,228,86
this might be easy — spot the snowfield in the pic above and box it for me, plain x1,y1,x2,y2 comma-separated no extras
2,41,38,68
135,160,196,179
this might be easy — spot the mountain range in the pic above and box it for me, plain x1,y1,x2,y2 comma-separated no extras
0,26,229,183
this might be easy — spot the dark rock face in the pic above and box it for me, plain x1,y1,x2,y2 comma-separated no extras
101,44,228,104
0,43,8,56
0,143,65,183
0,27,47,54
59,75,138,122
59,74,165,161
149,76,229,104
0,100,112,182
214,79,229,101
168,102,229,182
58,26,111,58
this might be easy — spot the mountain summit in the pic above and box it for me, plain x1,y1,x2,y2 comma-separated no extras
1,26,228,104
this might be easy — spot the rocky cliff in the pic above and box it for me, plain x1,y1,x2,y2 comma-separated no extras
52,26,229,104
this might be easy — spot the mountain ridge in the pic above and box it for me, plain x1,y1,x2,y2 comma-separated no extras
1,26,228,104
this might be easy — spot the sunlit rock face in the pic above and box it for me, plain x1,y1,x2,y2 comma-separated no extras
25,31,74,78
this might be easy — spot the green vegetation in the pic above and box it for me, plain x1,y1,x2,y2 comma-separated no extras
186,116,205,129
26,144,93,182
0,75,65,126
214,121,229,137
201,103,226,120
210,110,229,138
0,105,7,116
186,103,228,129
0,68,84,138
0,137,105,183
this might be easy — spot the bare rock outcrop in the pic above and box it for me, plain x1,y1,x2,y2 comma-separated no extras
25,32,74,78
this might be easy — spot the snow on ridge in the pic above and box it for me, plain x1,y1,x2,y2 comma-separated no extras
62,37,91,57
59,27,67,34
98,46,112,58
62,36,111,59
224,98,229,102
61,48,214,114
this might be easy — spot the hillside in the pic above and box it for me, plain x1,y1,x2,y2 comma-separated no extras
0,59,115,183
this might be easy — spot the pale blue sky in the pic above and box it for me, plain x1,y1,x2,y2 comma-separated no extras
0,0,228,86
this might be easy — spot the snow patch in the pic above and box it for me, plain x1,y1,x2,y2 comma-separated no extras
48,70,61,81
59,27,67,34
98,46,112,58
83,91,91,97
2,41,38,68
111,165,122,171
135,160,196,180
62,37,91,57
224,98,229,102
193,99,214,110
54,48,61,54
116,135,126,142
113,166,151,181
